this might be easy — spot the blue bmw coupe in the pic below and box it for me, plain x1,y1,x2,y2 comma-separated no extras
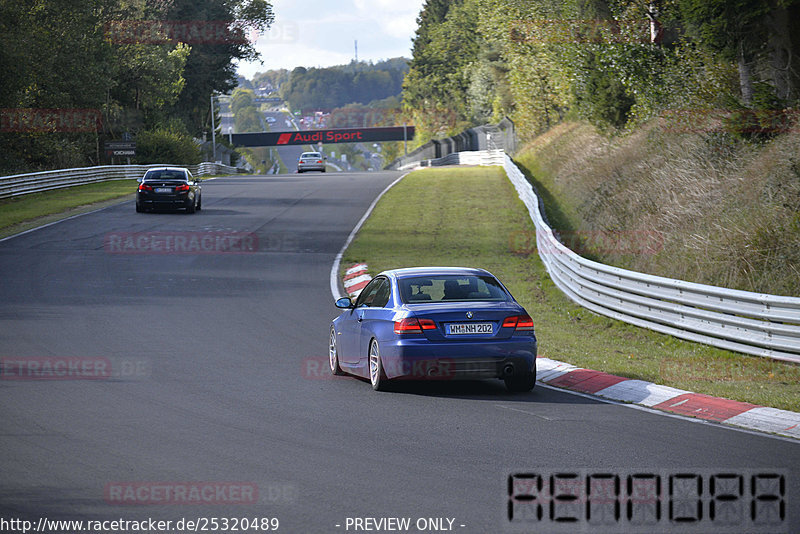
330,267,537,392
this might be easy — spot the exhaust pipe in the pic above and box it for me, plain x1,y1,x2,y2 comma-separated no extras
503,363,515,377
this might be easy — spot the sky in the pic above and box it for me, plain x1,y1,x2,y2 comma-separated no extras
235,0,426,80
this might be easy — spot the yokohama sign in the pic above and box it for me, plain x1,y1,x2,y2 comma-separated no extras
230,126,415,147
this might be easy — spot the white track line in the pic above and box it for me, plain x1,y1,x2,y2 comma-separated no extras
329,172,409,300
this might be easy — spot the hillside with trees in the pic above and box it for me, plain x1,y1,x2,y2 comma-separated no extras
403,0,800,295
404,0,800,141
0,0,274,173
279,58,408,111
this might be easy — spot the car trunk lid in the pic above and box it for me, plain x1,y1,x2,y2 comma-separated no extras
402,302,523,341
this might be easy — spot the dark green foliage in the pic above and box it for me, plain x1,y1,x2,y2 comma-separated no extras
721,83,792,141
573,51,635,131
403,0,482,139
252,69,290,92
677,0,769,60
280,59,408,111
0,0,274,174
134,128,201,165
402,0,800,139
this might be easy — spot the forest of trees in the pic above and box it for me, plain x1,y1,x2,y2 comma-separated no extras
404,0,800,143
278,58,409,111
252,69,290,92
0,0,274,173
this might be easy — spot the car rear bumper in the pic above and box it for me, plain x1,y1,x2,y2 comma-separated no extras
379,337,537,380
297,164,325,172
137,193,193,210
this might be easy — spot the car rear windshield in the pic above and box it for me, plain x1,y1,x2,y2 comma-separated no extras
143,170,186,181
301,153,320,158
398,275,510,304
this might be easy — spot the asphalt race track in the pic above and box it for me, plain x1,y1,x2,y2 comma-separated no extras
1,171,798,533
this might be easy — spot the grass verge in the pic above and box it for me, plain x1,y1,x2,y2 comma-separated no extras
513,121,800,296
0,180,138,238
342,166,800,411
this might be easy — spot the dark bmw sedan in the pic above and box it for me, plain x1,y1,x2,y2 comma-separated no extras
330,267,537,392
135,167,202,213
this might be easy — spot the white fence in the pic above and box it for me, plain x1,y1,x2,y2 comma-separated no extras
501,153,800,363
397,149,505,171
0,162,245,199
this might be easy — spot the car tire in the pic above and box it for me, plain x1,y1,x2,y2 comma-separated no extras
196,194,202,211
329,327,344,376
504,369,536,393
186,196,196,214
369,339,387,391
322,168,326,173
135,202,143,213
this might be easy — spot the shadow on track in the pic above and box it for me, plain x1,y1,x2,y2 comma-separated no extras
348,377,601,404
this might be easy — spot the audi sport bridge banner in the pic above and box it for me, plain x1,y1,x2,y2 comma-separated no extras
229,126,415,147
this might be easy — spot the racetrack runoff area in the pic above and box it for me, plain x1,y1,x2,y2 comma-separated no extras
340,165,800,413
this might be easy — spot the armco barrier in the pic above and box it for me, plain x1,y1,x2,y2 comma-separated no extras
396,150,505,171
0,162,246,199
388,143,800,363
386,118,515,170
501,153,800,364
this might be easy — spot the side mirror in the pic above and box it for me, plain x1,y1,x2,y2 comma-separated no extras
335,297,354,309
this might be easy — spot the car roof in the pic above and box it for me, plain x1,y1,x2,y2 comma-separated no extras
380,267,493,279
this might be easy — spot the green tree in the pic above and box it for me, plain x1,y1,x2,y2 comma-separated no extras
280,60,408,111
678,0,771,104
134,127,201,165
231,88,256,115
163,0,274,134
403,0,482,141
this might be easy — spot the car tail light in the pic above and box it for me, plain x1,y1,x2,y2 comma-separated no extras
174,184,190,192
394,317,437,334
503,315,534,332
138,183,153,192
316,160,323,163
516,314,534,332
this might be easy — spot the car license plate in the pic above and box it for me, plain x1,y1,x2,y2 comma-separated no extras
154,187,171,193
448,323,492,335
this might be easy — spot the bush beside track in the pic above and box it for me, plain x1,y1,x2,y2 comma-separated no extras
342,166,800,411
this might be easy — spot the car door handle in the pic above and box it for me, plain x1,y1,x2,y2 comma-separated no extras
357,314,364,322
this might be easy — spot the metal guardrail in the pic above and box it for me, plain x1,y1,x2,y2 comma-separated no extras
387,118,515,170
0,162,246,199
397,150,505,171
388,142,800,362
501,153,800,364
